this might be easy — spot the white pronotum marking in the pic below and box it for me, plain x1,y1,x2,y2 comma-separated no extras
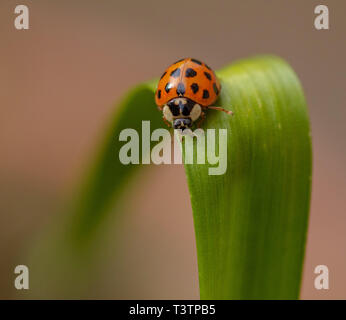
163,105,173,122
190,104,202,121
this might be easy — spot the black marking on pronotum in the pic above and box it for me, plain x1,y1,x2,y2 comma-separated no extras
157,89,161,99
203,89,210,99
168,98,195,117
180,99,195,116
160,71,166,80
181,105,191,116
213,83,219,95
170,68,181,78
191,58,202,65
165,82,172,93
185,68,197,78
191,83,199,94
176,83,185,95
168,103,180,116
204,71,212,80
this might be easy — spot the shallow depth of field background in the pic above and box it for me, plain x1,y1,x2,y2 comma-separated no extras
0,0,345,299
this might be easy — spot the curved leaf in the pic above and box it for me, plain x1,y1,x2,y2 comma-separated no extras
184,56,312,299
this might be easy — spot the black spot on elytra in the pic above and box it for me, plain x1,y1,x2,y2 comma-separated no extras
160,71,166,80
185,68,197,78
170,68,181,78
190,83,199,94
165,83,172,93
176,83,185,95
203,89,210,99
204,71,212,80
191,58,202,65
213,83,219,95
157,89,161,99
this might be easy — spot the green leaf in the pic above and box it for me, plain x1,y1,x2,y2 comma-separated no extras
28,55,311,299
184,56,312,299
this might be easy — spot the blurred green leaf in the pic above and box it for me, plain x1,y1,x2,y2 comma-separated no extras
67,82,163,245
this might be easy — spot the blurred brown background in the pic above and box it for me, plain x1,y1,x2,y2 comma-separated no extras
0,0,345,299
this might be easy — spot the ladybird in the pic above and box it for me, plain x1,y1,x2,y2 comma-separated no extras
155,58,233,130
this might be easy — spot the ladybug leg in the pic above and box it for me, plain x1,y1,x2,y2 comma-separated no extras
162,116,172,128
207,106,234,116
196,111,206,128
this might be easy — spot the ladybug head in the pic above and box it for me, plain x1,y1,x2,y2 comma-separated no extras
162,97,202,130
173,118,192,130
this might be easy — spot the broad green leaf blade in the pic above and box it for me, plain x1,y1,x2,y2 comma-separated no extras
183,56,312,299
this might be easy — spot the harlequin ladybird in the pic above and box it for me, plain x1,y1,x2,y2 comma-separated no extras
155,58,233,130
